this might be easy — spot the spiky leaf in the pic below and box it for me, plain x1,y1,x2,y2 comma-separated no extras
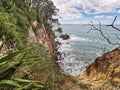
0,80,21,87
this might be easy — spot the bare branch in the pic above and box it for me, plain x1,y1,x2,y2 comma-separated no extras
112,16,117,25
88,21,120,46
106,16,120,31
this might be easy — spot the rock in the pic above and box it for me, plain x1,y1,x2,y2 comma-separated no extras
76,48,120,89
55,27,63,33
28,22,56,54
56,41,61,46
60,34,70,40
36,25,56,54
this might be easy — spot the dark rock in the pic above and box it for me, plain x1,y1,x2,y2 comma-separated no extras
56,41,61,46
55,27,63,33
59,34,70,40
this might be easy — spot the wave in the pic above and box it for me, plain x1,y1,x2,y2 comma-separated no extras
57,53,87,76
69,35,107,44
70,35,91,42
93,38,107,44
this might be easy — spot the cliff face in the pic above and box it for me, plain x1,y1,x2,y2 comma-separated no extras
36,25,56,54
76,48,120,89
28,20,56,54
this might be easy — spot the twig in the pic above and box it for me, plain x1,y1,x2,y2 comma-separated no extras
106,16,120,31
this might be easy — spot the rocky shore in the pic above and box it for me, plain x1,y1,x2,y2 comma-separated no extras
76,48,120,90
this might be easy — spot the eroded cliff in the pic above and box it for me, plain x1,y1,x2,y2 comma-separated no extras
76,48,120,90
28,20,56,55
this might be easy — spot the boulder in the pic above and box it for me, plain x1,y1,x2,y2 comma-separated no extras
59,34,70,40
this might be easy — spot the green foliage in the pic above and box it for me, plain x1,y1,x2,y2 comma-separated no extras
0,79,44,90
0,47,31,80
25,0,59,27
0,0,38,48
0,80,21,88
0,0,59,48
0,46,45,89
0,0,77,90
0,11,18,39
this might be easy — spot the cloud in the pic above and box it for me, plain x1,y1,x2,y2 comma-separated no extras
52,0,82,20
106,16,114,18
94,15,105,18
51,0,120,24
52,0,120,14
94,15,115,19
71,0,120,14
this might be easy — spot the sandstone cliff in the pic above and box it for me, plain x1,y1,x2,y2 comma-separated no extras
28,20,56,54
76,48,120,90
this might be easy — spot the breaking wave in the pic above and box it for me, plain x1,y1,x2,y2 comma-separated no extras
70,35,91,42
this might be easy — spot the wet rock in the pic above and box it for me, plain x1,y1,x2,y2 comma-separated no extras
60,34,70,40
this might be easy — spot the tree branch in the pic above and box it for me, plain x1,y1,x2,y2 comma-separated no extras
115,34,120,40
106,16,120,31
88,21,120,46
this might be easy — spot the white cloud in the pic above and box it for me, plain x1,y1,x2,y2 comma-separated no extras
94,15,115,19
71,0,120,14
51,0,120,23
52,0,82,20
94,15,105,18
106,16,114,18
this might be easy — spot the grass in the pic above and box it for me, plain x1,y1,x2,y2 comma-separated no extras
78,83,89,90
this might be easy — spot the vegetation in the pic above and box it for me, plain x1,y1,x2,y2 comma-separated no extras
78,83,89,89
0,46,45,90
0,0,59,48
0,0,78,90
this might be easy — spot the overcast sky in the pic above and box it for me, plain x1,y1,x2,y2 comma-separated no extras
52,0,120,24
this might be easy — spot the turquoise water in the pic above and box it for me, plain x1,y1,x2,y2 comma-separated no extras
56,24,120,76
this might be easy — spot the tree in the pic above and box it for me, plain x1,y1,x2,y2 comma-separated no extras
24,0,59,26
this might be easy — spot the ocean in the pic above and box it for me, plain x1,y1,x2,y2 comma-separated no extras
55,24,120,76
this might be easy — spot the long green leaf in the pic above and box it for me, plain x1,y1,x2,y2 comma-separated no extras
0,47,31,63
0,80,21,87
32,83,44,88
15,83,33,90
0,61,7,66
13,78,40,83
15,83,44,90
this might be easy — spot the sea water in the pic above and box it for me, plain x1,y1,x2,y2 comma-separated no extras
56,24,120,76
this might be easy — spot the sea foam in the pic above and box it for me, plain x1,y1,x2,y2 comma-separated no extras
70,35,91,42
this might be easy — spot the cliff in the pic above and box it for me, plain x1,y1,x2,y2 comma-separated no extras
28,20,56,55
37,25,56,54
76,48,120,90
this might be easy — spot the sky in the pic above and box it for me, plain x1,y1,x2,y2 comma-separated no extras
51,0,120,24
